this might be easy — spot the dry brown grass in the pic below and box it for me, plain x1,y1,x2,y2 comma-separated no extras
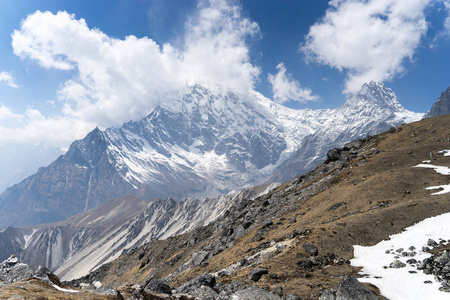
0,278,119,299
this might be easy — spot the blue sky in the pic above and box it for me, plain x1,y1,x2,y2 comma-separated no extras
0,0,449,190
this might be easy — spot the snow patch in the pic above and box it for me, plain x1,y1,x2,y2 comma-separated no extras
52,284,79,293
352,212,450,300
415,151,450,195
439,150,450,157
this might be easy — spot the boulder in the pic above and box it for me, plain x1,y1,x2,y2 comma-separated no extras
248,267,269,282
302,243,319,256
335,276,377,300
144,278,172,295
327,148,342,161
190,285,219,299
389,260,406,268
320,289,336,300
177,273,216,293
0,256,59,286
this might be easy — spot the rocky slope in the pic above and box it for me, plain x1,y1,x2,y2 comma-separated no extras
0,183,276,282
65,114,449,299
424,86,450,118
0,82,421,228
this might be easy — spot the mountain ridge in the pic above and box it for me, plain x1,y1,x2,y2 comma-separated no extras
0,81,422,228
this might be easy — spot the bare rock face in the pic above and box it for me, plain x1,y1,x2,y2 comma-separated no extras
0,255,59,285
424,87,450,118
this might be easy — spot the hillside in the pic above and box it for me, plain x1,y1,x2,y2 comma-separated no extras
54,114,449,299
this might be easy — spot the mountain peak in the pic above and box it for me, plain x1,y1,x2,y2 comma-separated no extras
424,86,450,118
344,81,405,112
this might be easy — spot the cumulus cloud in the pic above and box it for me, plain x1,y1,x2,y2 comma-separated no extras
0,72,18,88
0,106,94,146
0,105,23,122
268,63,318,104
301,0,431,93
11,0,260,131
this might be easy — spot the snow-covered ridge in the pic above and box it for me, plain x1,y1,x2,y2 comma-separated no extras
101,82,331,199
99,81,422,200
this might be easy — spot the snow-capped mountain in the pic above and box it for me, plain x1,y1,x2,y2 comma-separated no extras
0,81,422,228
271,81,423,182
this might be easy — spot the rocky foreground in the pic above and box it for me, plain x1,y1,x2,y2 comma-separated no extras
0,255,377,299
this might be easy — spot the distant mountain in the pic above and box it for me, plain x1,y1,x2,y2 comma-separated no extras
0,81,422,228
424,86,450,118
271,81,422,182
0,183,276,281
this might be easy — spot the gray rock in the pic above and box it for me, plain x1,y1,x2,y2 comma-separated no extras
389,260,406,268
286,295,301,300
271,286,283,296
92,286,120,296
190,285,219,299
343,140,363,151
335,276,377,300
144,278,172,295
320,289,336,300
263,219,274,228
177,273,216,293
428,239,438,248
248,267,268,282
327,148,342,162
0,260,57,285
302,243,319,256
231,286,282,300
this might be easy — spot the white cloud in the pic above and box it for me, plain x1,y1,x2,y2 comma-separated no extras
0,105,24,122
301,0,431,93
443,0,450,35
268,63,318,104
0,106,95,146
0,72,18,88
11,0,260,132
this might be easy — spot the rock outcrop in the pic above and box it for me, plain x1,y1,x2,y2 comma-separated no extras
424,86,450,118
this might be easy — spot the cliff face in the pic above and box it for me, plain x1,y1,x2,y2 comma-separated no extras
424,86,450,118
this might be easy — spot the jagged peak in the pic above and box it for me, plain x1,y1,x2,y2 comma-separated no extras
343,81,405,112
424,86,450,118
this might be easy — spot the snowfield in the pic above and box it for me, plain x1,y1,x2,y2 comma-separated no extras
352,212,450,300
352,150,450,299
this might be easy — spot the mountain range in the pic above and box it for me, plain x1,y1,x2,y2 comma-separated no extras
1,112,448,300
0,81,423,228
